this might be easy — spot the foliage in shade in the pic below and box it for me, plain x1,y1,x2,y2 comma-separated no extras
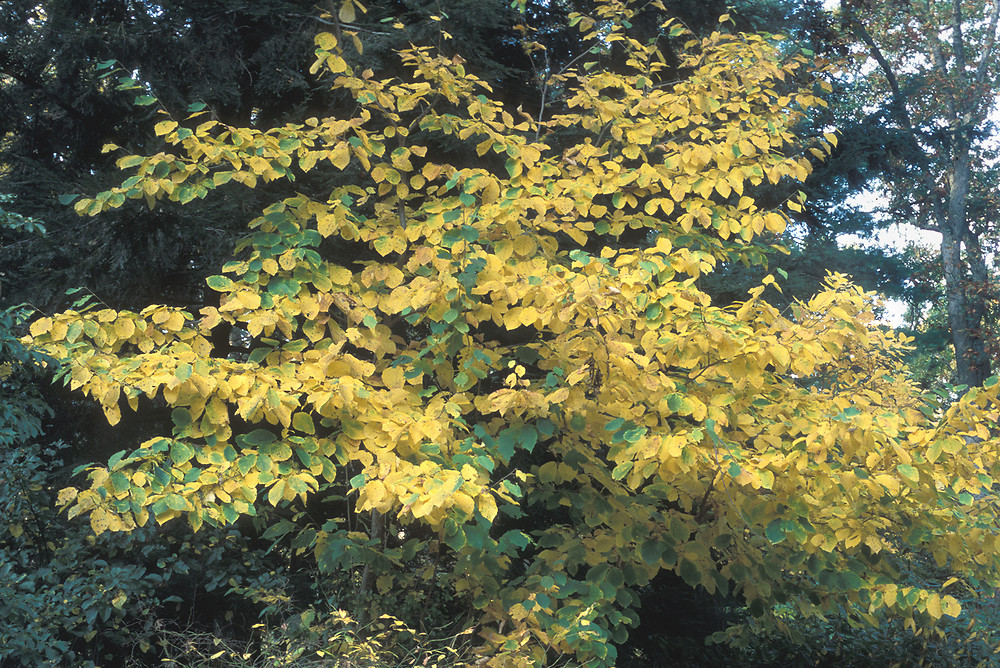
24,1,1000,664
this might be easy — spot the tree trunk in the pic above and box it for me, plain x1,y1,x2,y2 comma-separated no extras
965,230,992,378
943,146,991,387
356,509,383,627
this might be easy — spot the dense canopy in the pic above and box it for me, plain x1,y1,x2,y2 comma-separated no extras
6,0,1000,665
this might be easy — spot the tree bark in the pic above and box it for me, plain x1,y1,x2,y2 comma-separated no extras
943,139,990,387
965,227,992,380
941,227,989,387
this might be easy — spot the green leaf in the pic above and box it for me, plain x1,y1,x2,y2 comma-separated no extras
268,276,300,297
640,540,661,565
678,558,701,587
108,472,129,494
170,441,195,464
292,412,315,434
623,428,644,443
460,225,480,242
237,454,257,475
242,429,277,446
164,493,187,511
765,519,785,544
206,275,234,291
611,461,633,480
897,464,919,482
262,518,296,540
444,521,467,551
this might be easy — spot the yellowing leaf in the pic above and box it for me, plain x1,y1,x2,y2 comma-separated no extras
478,493,498,523
29,317,52,337
154,120,178,136
382,366,405,389
330,144,351,170
339,0,356,23
315,32,337,51
237,291,262,310
925,594,942,620
941,595,961,617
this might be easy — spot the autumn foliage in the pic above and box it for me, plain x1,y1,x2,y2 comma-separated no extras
25,2,1000,664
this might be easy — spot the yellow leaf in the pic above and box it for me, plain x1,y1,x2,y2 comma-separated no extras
478,493,498,523
513,235,536,256
154,120,178,136
115,317,136,340
315,32,337,51
329,266,352,283
874,474,900,496
769,344,790,368
29,317,52,337
205,396,228,425
165,311,185,331
317,213,337,237
941,595,961,617
382,366,405,389
268,480,286,506
365,479,386,507
330,144,351,170
454,492,476,517
339,0,356,23
925,594,942,620
57,487,79,506
237,291,262,310
104,403,122,427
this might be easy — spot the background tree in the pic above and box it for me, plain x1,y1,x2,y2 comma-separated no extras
838,0,1000,388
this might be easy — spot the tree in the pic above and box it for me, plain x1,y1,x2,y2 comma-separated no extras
26,2,1000,664
839,0,1000,388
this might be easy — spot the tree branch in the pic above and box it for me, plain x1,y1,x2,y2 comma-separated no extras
951,0,967,70
0,55,87,122
975,0,1000,84
844,11,946,230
